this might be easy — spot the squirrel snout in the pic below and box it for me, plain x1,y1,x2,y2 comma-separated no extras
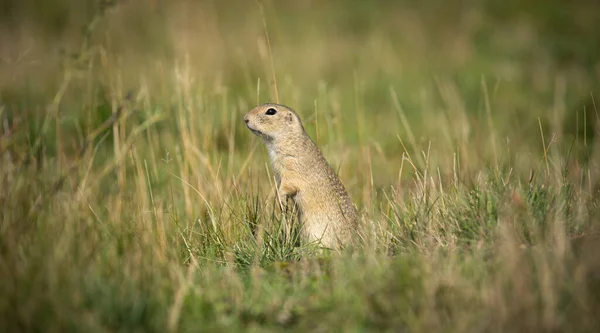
243,115,249,124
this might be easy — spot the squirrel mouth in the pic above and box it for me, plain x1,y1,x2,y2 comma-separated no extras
249,128,263,136
246,123,261,135
246,124,272,140
246,123,262,134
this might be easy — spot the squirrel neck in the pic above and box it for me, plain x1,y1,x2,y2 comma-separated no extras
265,131,317,160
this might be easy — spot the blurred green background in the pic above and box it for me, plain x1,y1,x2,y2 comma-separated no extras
2,0,599,186
2,0,599,110
2,1,600,332
2,0,599,162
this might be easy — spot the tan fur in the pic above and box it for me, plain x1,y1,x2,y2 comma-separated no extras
244,103,359,249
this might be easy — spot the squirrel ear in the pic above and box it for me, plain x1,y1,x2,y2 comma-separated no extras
286,113,293,122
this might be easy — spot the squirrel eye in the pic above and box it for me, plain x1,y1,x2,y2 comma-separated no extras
265,108,277,115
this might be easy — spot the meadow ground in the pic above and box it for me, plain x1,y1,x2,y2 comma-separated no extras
1,1,600,332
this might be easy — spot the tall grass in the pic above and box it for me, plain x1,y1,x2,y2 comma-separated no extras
1,0,599,332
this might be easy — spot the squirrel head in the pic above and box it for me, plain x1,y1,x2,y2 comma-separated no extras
244,103,305,141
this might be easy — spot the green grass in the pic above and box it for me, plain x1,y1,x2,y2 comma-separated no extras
1,0,600,332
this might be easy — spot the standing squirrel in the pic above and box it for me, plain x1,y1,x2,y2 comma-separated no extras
244,103,359,249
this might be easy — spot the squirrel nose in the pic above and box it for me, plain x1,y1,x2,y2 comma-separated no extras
244,115,249,124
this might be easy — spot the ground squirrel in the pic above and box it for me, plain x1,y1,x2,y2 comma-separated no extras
244,103,359,249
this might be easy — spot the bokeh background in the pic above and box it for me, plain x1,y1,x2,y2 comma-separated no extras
2,1,600,332
2,0,600,185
